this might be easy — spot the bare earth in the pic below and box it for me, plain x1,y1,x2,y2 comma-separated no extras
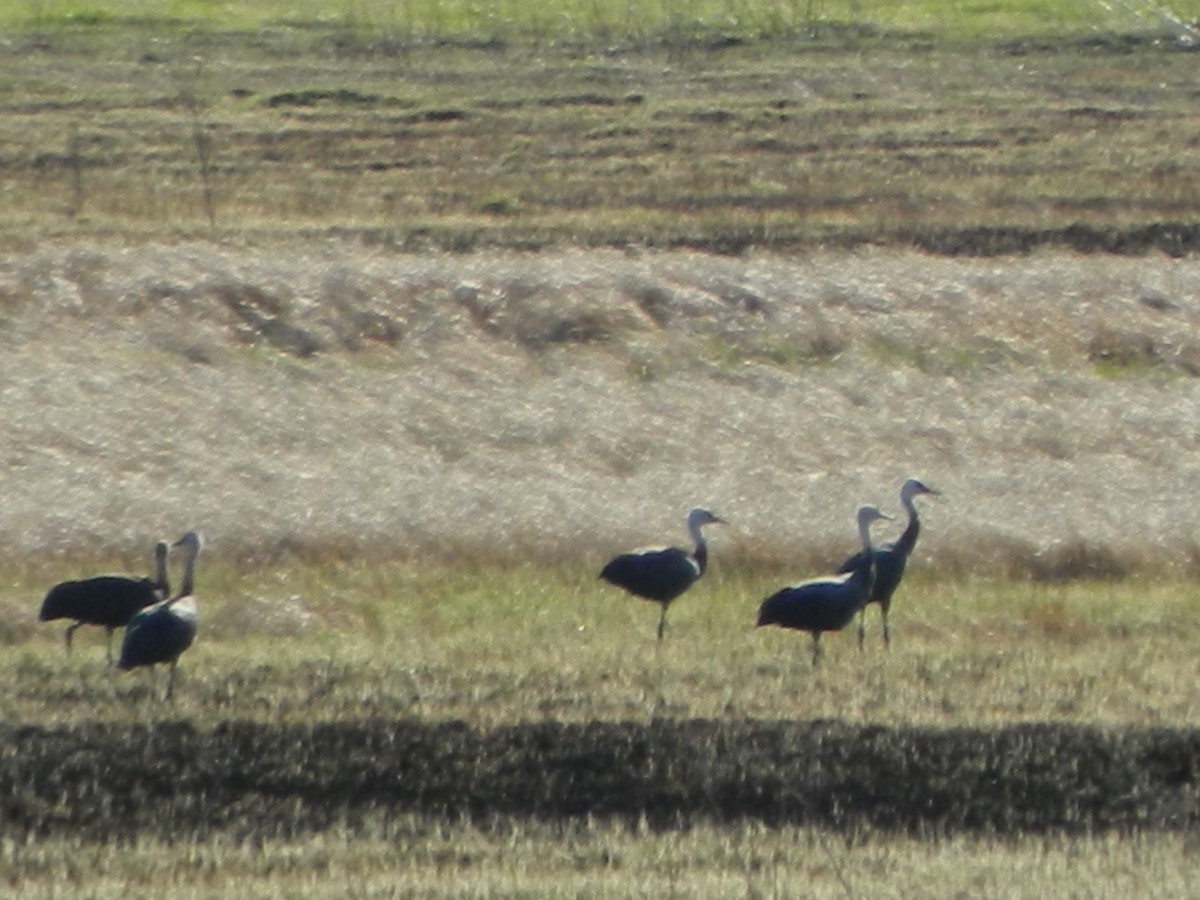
3,240,1198,575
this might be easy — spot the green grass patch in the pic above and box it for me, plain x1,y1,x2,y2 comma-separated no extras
866,334,1028,376
9,557,1200,729
4,0,1195,45
4,0,1196,42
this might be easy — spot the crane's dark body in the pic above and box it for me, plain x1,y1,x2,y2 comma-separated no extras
38,543,170,664
838,477,937,649
758,559,875,635
600,508,722,641
757,556,876,665
756,506,887,665
601,545,705,605
118,602,196,669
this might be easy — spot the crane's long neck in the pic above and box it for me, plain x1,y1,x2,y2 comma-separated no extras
689,521,709,576
177,544,199,600
893,495,921,558
155,545,170,597
854,516,877,591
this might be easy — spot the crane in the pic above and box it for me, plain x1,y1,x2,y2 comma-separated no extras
118,531,202,700
600,507,725,641
838,477,939,649
757,505,890,665
38,540,170,665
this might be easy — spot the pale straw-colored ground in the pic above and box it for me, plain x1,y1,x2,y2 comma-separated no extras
2,240,1199,576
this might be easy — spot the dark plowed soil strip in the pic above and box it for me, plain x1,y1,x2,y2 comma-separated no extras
659,221,1200,258
3,719,1198,840
906,221,1200,258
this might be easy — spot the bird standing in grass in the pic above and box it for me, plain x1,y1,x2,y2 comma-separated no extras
838,477,940,650
600,507,726,641
757,505,891,665
38,540,170,665
118,531,202,701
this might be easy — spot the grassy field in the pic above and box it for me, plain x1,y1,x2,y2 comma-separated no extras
3,7,1200,253
5,4,1200,895
8,564,1200,729
7,823,1199,898
8,0,1197,39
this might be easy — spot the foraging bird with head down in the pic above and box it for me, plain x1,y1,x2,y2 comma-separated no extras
600,507,726,641
38,540,170,665
838,477,940,649
118,531,202,701
757,505,891,665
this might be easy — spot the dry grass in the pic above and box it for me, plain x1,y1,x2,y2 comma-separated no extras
2,820,1199,898
2,243,1200,575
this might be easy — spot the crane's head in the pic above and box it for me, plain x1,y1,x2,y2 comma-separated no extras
173,531,205,555
687,508,726,529
856,505,891,530
901,478,941,504
155,541,170,560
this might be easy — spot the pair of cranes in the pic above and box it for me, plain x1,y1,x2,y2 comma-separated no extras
38,531,203,700
600,478,940,663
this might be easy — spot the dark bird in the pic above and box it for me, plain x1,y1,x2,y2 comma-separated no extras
757,505,891,665
838,477,940,650
38,540,171,665
118,531,202,701
600,507,726,641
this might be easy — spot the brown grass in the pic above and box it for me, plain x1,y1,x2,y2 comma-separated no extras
2,29,1200,253
1,243,1200,577
3,823,1197,899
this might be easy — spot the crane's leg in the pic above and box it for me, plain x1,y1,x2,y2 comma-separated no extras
104,627,115,667
810,633,822,667
165,662,176,702
657,605,667,642
881,604,891,650
857,608,867,650
64,622,81,655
